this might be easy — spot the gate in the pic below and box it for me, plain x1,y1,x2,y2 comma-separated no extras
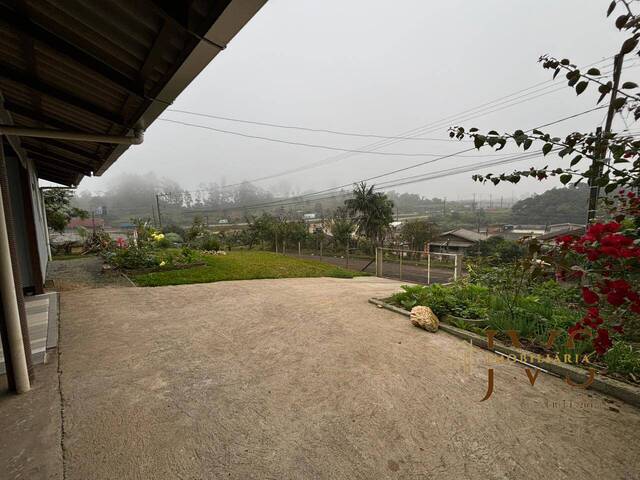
375,247,463,284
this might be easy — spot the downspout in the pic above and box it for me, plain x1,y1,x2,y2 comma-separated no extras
0,139,30,393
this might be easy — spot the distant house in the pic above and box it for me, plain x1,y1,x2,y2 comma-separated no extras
537,226,585,244
303,213,317,220
428,228,486,254
548,223,583,232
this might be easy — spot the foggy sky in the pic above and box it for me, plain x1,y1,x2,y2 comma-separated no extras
76,0,628,202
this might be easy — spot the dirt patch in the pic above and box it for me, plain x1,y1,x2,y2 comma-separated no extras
57,277,640,479
46,256,132,291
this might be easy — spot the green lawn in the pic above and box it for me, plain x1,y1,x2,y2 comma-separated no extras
132,250,366,287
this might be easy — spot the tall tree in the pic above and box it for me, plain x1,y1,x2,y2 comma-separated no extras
345,182,394,252
43,189,88,232
329,206,355,249
400,219,439,251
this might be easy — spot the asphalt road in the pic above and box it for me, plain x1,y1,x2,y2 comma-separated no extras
289,253,456,284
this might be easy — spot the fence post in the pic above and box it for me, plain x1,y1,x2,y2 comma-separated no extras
399,248,403,280
427,253,431,285
346,243,349,269
298,241,301,256
377,247,383,277
454,254,463,281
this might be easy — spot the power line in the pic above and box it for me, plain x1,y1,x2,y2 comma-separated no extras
165,109,464,141
157,118,512,158
161,105,605,207
183,150,554,214
165,58,628,190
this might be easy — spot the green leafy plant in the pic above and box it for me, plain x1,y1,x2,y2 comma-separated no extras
197,234,221,252
389,283,489,319
604,341,640,377
42,188,88,232
105,244,158,270
163,232,183,246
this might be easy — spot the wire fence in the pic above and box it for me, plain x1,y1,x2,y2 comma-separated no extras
282,245,463,285
375,248,463,285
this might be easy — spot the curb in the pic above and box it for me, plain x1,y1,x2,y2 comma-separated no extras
369,297,640,408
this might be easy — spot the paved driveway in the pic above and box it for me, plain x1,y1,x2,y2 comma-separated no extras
56,277,640,479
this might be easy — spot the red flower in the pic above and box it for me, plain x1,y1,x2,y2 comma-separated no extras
555,235,576,246
607,291,626,306
594,329,612,354
568,322,585,340
582,287,599,305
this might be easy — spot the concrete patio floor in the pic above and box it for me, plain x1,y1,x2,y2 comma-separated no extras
3,276,640,479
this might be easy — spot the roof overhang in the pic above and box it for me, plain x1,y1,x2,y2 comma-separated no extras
0,0,266,186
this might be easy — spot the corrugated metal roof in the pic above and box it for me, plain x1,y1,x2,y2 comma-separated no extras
438,228,486,243
0,0,266,185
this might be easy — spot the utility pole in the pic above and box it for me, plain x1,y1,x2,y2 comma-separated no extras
587,52,625,225
443,197,446,216
151,204,157,226
155,194,162,229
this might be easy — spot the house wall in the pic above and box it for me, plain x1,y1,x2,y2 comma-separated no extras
27,160,49,280
5,154,32,289
3,152,48,292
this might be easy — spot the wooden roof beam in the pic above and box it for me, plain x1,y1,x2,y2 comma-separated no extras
0,63,126,126
0,4,145,99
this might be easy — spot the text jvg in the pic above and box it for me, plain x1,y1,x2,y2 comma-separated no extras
481,329,595,401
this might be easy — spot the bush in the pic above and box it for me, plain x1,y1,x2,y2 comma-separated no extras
390,283,489,319
104,245,158,270
195,234,221,252
163,224,186,238
467,236,523,264
158,247,197,268
156,237,172,249
163,232,183,246
185,217,207,242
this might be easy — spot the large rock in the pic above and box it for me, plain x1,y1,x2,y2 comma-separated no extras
410,306,439,332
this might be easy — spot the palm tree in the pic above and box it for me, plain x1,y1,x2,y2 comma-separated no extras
345,182,394,253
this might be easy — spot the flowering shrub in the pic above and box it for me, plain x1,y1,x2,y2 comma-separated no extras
448,4,640,359
102,218,161,269
104,244,159,270
554,191,640,353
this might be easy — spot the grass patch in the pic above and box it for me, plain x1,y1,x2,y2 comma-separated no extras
132,250,367,287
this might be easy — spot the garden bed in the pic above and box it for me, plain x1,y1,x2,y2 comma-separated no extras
383,280,640,388
369,297,640,407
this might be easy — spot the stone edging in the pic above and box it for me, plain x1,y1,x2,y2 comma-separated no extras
369,297,640,408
